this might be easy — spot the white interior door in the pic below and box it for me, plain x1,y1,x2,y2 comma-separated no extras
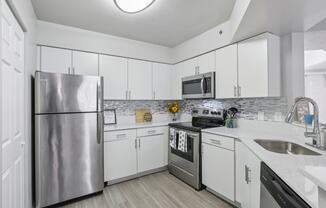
40,46,72,74
99,55,128,100
1,1,25,208
72,51,99,76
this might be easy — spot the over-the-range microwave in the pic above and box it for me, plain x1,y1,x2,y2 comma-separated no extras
182,72,215,99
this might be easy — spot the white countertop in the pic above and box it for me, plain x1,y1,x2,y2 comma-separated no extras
202,120,326,208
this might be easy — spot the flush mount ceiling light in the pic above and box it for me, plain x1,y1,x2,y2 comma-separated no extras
114,0,155,14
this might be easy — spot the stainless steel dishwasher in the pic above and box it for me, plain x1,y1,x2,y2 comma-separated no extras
260,162,311,208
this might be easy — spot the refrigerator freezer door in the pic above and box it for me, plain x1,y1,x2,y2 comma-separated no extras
35,71,103,114
35,112,104,208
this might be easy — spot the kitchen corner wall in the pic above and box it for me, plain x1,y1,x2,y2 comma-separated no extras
104,97,288,122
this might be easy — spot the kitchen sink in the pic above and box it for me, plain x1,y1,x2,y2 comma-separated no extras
254,139,322,156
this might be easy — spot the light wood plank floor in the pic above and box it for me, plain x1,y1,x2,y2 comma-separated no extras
60,171,232,208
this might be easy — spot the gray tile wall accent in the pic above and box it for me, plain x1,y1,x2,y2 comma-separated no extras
104,97,288,121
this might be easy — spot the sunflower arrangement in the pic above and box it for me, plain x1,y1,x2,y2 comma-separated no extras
167,102,180,121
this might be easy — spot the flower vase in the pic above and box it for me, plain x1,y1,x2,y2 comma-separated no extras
172,113,177,121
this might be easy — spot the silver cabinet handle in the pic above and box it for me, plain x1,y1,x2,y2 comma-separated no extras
234,86,237,97
125,91,128,100
138,138,141,148
210,139,221,145
153,92,156,100
245,165,251,184
68,67,71,74
129,91,131,100
238,86,242,97
135,139,137,149
116,134,127,139
197,66,200,74
148,130,156,135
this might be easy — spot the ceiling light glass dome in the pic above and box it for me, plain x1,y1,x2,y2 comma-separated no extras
114,0,155,14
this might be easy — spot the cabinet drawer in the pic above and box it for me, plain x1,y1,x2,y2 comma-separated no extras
202,133,234,151
104,129,136,142
137,126,166,137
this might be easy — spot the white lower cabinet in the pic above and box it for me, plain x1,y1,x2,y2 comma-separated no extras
137,128,167,172
235,141,261,208
104,130,137,182
104,126,168,183
202,133,235,202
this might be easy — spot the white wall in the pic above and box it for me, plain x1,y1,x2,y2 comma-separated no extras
305,74,326,123
5,0,37,208
281,33,305,104
36,20,173,64
171,0,252,63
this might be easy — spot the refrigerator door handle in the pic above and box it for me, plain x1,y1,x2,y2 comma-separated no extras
97,77,104,112
97,113,104,144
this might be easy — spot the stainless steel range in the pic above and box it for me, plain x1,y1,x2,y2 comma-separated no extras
168,108,225,190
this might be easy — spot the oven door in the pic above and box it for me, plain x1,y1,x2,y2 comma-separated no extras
182,72,215,99
168,129,200,173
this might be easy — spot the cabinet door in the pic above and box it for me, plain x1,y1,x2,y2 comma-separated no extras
99,55,128,100
138,134,165,173
197,51,215,74
238,37,268,98
171,61,196,100
128,59,152,100
235,141,261,208
215,45,238,98
202,143,235,201
40,46,72,74
153,63,172,100
72,51,99,76
104,136,137,182
235,141,251,208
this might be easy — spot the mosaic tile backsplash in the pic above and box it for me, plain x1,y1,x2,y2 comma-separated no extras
104,97,289,121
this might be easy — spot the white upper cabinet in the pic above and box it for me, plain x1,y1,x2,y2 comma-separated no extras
128,59,153,100
40,46,72,74
196,51,216,74
99,55,128,100
40,46,100,76
171,61,195,100
72,51,99,76
237,33,280,98
152,63,172,100
215,45,238,99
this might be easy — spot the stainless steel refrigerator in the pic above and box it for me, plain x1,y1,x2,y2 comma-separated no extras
34,71,104,208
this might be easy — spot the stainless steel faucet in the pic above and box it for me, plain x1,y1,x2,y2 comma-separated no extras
285,97,324,150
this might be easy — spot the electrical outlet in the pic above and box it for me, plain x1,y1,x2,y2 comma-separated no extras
258,112,265,121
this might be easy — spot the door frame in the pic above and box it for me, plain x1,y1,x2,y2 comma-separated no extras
1,0,29,207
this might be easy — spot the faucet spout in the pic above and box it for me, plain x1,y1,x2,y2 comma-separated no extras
285,97,323,150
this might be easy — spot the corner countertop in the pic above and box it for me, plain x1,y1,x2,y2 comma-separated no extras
104,120,191,132
202,121,326,208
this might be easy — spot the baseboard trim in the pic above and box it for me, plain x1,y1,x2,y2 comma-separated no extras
206,187,239,208
106,166,168,186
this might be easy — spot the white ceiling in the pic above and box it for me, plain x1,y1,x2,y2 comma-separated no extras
31,0,236,47
304,30,326,72
232,0,326,42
